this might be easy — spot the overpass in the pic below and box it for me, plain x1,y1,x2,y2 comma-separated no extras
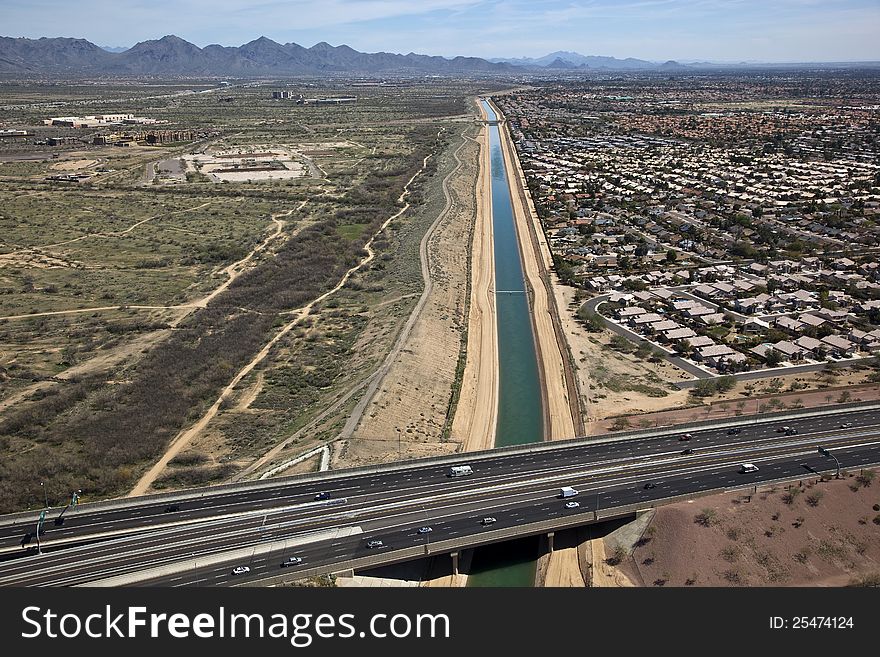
0,404,878,586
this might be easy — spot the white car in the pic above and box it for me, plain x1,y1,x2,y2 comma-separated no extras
366,540,384,548
417,526,433,534
564,501,580,509
231,566,250,575
480,517,497,525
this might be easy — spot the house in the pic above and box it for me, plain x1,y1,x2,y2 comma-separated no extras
742,317,771,333
775,316,804,333
772,341,804,361
699,313,727,325
781,289,815,308
695,344,737,367
631,313,664,326
650,320,680,332
685,305,716,318
688,335,716,349
716,352,748,371
672,299,697,311
798,313,827,329
821,334,857,356
814,309,850,324
618,306,647,319
794,335,825,358
750,343,774,360
736,294,770,314
664,327,698,341
711,282,736,297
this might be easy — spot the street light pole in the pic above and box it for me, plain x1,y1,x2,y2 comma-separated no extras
818,447,841,479
35,509,46,556
40,482,48,509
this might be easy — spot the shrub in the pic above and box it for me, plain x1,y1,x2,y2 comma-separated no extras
694,509,717,527
605,545,628,566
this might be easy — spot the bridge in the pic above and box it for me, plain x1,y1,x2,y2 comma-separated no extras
0,403,878,586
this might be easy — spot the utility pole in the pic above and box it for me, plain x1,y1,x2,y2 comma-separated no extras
40,482,48,509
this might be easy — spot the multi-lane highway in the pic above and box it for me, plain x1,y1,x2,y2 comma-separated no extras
0,405,878,586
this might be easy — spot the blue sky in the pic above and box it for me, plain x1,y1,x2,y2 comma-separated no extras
3,0,879,61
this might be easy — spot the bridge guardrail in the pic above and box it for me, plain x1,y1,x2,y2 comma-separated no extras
2,401,878,529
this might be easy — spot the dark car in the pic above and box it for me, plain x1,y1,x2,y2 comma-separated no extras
643,482,656,489
785,427,798,435
681,448,693,455
314,492,332,501
164,504,180,513
727,428,741,435
281,557,303,567
678,433,692,441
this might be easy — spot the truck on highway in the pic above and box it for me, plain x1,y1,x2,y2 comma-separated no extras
559,486,579,498
739,463,759,473
448,465,473,477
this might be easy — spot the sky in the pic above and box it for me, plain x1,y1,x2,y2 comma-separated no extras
2,0,879,62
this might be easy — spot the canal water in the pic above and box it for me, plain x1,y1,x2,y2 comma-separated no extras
467,100,543,587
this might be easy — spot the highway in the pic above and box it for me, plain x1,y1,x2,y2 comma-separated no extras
0,405,878,586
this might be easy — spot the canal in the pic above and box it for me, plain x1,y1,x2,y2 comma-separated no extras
467,100,544,587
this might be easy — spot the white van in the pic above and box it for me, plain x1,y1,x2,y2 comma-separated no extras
739,463,759,473
448,465,473,477
559,486,579,498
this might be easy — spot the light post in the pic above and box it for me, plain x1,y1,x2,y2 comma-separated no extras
56,489,81,525
40,482,48,509
818,446,840,479
35,509,46,556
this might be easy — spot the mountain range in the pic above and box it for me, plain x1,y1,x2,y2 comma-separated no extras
490,50,665,70
0,35,509,76
3,37,874,77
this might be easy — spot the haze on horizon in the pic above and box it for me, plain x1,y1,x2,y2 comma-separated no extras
3,0,879,63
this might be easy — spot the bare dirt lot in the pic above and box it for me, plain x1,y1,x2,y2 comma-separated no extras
623,468,880,586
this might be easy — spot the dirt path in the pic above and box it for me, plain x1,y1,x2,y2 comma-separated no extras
129,153,436,496
0,205,301,410
0,322,179,415
339,127,472,452
193,205,298,309
450,124,499,453
1,202,215,257
0,205,298,324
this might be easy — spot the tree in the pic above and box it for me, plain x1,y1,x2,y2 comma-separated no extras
765,350,783,368
666,248,677,263
576,305,604,332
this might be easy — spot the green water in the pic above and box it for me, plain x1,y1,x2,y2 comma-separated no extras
467,100,544,588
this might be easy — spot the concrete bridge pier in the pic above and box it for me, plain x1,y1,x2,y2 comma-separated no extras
547,531,555,553
450,551,459,575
